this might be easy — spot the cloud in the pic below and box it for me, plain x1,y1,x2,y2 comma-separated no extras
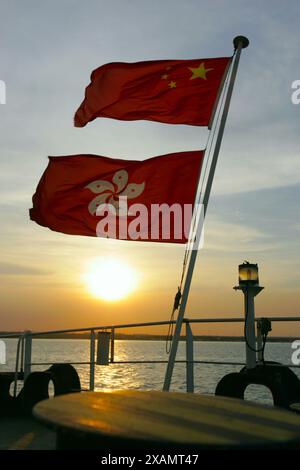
204,220,277,253
0,262,52,276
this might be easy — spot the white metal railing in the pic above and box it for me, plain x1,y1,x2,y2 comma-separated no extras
1,316,300,396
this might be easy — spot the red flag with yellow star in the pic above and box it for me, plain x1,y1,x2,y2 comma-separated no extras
74,57,231,127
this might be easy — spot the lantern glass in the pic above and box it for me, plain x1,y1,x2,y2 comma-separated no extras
238,262,259,286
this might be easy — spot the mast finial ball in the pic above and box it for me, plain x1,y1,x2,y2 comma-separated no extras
233,36,250,49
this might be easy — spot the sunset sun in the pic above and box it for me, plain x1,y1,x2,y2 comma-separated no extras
83,258,138,301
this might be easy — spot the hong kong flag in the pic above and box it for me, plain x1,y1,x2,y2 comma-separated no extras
30,151,204,243
74,57,231,128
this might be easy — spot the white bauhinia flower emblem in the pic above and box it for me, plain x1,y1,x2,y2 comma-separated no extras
86,169,145,216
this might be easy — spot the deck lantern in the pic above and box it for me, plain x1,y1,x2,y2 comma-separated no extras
238,261,259,286
234,261,264,370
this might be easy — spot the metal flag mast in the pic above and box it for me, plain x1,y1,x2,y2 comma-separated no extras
163,35,249,391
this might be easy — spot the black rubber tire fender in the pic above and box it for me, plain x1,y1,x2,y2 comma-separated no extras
22,371,51,414
215,372,247,399
47,363,81,395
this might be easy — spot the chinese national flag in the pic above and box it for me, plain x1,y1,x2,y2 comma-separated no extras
74,57,231,128
30,151,204,243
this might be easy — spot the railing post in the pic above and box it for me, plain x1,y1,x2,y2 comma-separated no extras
185,321,194,393
13,336,22,397
256,319,263,363
24,331,32,380
110,328,115,363
20,335,24,373
89,329,95,391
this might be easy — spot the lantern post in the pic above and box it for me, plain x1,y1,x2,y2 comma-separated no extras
234,261,264,369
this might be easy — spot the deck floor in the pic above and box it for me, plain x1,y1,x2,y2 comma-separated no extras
0,417,55,450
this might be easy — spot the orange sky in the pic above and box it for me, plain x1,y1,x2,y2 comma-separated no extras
1,234,299,336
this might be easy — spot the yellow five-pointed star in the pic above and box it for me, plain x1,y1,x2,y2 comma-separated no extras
189,62,213,80
161,74,168,79
168,81,176,89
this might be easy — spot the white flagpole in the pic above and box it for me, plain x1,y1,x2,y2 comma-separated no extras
163,36,249,392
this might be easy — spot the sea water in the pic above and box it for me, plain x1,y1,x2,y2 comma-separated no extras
2,339,299,405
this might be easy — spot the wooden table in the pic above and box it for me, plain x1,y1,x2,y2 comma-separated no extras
33,390,300,450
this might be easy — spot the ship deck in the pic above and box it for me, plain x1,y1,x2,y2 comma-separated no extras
0,416,55,450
